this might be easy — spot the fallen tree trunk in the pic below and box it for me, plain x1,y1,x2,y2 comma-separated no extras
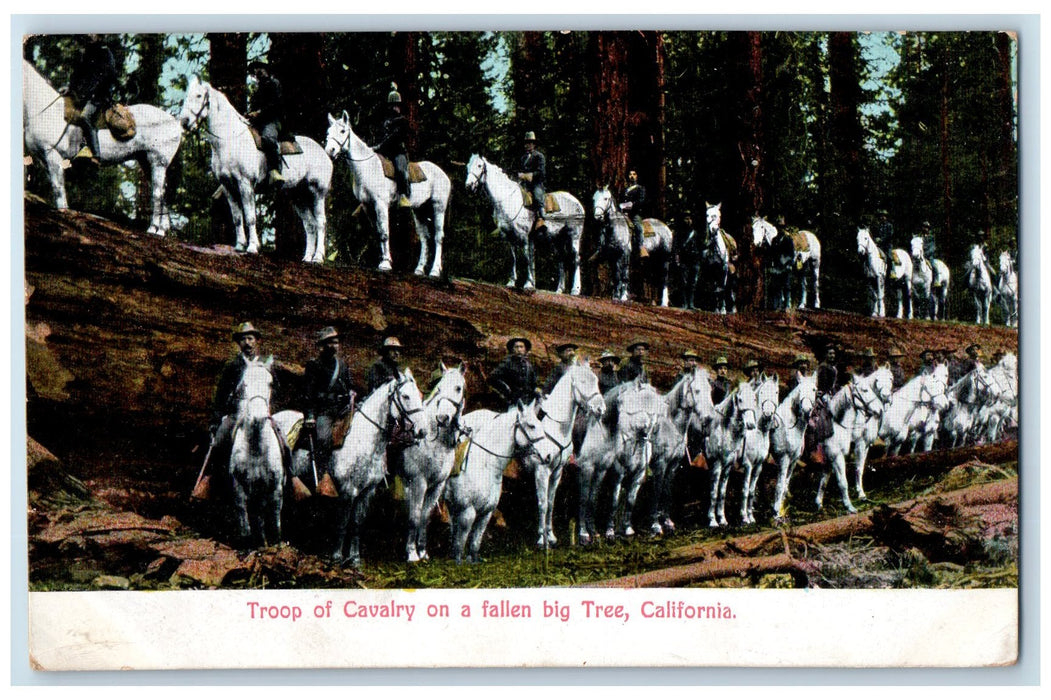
588,476,1017,588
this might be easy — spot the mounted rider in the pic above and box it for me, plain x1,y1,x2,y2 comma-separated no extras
744,358,762,389
919,220,937,261
302,327,357,480
919,348,936,376
678,349,701,381
873,209,894,259
710,356,732,404
543,342,578,394
246,61,286,185
859,347,878,377
887,347,906,391
366,336,416,450
597,349,621,396
784,354,812,400
67,34,118,165
374,83,412,208
621,169,647,258
518,131,547,234
954,343,984,382
618,340,651,385
195,322,290,499
489,336,540,409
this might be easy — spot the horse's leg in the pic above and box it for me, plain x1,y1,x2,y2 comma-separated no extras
797,266,808,309
312,190,328,264
570,226,583,295
145,159,167,236
220,183,247,251
815,458,831,508
621,468,645,538
812,258,821,309
618,252,630,302
747,458,765,524
707,460,723,527
546,461,563,546
429,196,447,278
451,505,474,564
374,203,393,272
659,250,670,307
468,509,495,562
416,480,446,560
405,473,427,562
43,150,69,210
346,486,376,567
524,235,537,291
412,210,429,276
853,440,870,501
230,478,252,548
604,467,623,539
831,453,857,513
291,199,316,264
533,463,550,548
506,239,519,288
576,460,594,544
739,457,754,524
772,454,792,521
238,179,262,254
331,496,354,563
716,456,733,527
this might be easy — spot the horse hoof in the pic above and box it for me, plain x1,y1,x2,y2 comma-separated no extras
578,532,591,546
420,551,429,561
377,261,393,272
623,526,635,538
429,269,441,278
649,523,663,537
414,267,426,276
662,518,676,533
604,528,616,541
408,550,421,563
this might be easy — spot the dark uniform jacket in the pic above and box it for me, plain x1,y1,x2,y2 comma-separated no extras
519,150,546,188
543,361,572,395
366,357,402,395
490,354,539,408
622,183,646,218
375,113,409,158
874,220,894,251
617,357,648,385
249,74,285,129
212,353,279,426
890,364,906,392
952,358,978,385
303,355,356,421
598,368,620,396
816,362,838,396
69,41,117,108
711,376,732,405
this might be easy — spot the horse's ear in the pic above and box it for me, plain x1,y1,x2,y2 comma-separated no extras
772,373,779,385
705,201,712,208
440,359,449,372
262,355,274,369
458,360,466,373
403,366,414,380
342,109,350,123
328,113,336,125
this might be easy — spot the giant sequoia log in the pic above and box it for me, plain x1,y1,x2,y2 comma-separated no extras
24,197,1018,483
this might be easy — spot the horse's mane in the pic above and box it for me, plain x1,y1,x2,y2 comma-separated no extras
827,382,854,422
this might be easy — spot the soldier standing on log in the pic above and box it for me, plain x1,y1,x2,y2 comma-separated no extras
489,336,540,409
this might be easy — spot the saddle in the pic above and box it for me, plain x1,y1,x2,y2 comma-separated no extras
641,220,657,238
379,155,429,183
63,97,136,141
520,187,562,215
788,230,810,254
249,127,303,155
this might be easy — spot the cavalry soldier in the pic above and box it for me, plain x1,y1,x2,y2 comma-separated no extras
543,342,578,394
859,347,878,377
873,209,894,257
887,347,906,391
597,349,621,395
197,322,289,498
303,327,357,476
367,336,408,394
678,349,701,380
784,353,811,397
618,340,650,384
919,220,937,260
67,34,118,165
710,356,732,405
374,83,412,208
518,131,547,234
817,346,838,397
621,168,647,258
743,358,762,388
919,348,936,375
956,343,984,379
490,336,540,409
246,61,286,185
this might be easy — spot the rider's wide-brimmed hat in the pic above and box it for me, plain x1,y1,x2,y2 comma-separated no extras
316,326,339,345
792,354,811,366
681,349,701,360
554,342,579,353
626,340,650,352
379,336,404,352
713,356,729,368
920,348,935,358
523,131,537,142
599,349,620,362
887,347,905,358
861,347,877,358
966,343,983,357
232,322,261,341
507,336,532,352
744,358,760,370
387,82,402,104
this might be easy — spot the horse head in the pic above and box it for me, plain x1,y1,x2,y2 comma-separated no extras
617,380,662,443
927,363,951,413
592,187,614,223
430,362,466,431
751,215,775,248
793,373,817,420
237,356,274,420
910,236,926,260
869,366,895,405
570,358,606,418
513,398,550,465
732,382,758,431
856,228,874,257
324,111,353,159
850,374,884,419
705,202,722,234
390,369,428,439
999,250,1015,276
684,367,714,420
755,374,780,427
179,76,210,131
465,153,486,193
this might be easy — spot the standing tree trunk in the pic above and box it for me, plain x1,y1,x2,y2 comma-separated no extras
828,33,865,232
994,32,1018,229
133,34,164,229
939,44,953,251
735,31,765,311
268,33,327,261
206,33,248,246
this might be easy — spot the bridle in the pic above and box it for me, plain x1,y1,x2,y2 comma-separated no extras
466,158,487,193
539,373,602,454
357,376,425,435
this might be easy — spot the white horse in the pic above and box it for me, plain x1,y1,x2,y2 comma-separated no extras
445,399,549,563
576,378,663,543
910,236,951,320
328,370,427,567
996,250,1018,327
465,153,585,295
527,359,605,549
23,59,183,236
178,76,332,263
856,228,887,317
977,353,1017,443
648,368,715,535
592,187,675,307
700,202,737,314
943,366,993,449
965,244,994,325
401,363,466,562
769,373,817,521
816,372,887,514
705,381,759,527
740,375,780,525
228,358,285,548
842,367,894,502
751,216,822,310
324,111,452,276
879,363,950,456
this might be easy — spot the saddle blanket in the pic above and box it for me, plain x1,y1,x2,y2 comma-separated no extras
380,155,429,183
249,127,303,155
642,220,657,238
64,98,137,141
789,230,810,253
521,188,563,215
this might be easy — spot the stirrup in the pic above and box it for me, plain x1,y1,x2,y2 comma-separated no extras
268,169,286,184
